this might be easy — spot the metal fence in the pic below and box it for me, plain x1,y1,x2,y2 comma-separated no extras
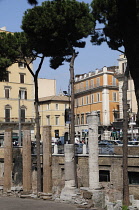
98,145,114,155
51,144,114,155
15,143,115,155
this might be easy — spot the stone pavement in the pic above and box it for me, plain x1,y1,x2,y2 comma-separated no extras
0,196,100,210
0,196,77,210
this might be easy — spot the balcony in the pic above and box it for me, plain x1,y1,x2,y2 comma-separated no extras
0,117,35,123
114,72,124,80
75,83,118,94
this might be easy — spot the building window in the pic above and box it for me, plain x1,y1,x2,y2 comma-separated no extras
47,103,50,110
18,62,26,68
19,89,27,100
5,107,10,122
46,115,50,125
91,79,94,88
75,115,78,125
85,113,90,124
56,104,59,110
5,87,10,99
99,170,110,182
81,114,84,125
113,92,117,102
122,62,127,73
81,97,84,105
77,115,80,125
20,74,25,84
96,78,100,87
55,116,59,125
21,108,25,122
113,110,119,121
97,93,100,102
86,80,89,90
128,172,139,185
80,82,83,90
86,96,89,105
112,76,116,86
91,94,94,103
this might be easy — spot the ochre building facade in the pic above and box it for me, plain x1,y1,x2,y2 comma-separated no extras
74,66,119,141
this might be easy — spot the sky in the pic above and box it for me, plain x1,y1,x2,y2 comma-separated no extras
0,0,121,94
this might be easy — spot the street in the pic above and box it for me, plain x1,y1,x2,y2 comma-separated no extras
0,196,77,210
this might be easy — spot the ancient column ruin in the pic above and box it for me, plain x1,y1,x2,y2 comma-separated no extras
88,111,99,190
4,128,13,192
22,126,32,193
42,126,52,193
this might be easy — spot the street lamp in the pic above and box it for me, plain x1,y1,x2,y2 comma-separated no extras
63,85,71,143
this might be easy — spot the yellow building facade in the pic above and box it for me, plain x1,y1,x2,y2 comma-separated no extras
0,61,35,143
39,95,70,143
74,66,119,141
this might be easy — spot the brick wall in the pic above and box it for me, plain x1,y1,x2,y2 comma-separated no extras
0,146,139,200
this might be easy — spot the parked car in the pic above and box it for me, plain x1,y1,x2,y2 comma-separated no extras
98,141,110,146
98,141,114,155
128,141,139,146
114,140,123,145
98,140,115,145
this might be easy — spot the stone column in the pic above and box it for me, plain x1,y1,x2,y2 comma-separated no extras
53,144,58,154
60,144,77,200
22,126,32,193
4,128,13,192
88,111,99,190
43,126,52,193
64,144,76,188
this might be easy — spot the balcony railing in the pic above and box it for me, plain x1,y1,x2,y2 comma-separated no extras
75,84,118,94
0,117,35,123
51,144,115,155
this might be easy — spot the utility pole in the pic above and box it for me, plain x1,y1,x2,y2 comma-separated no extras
70,51,76,144
68,82,71,142
18,95,22,146
60,50,77,200
63,81,71,143
122,63,129,206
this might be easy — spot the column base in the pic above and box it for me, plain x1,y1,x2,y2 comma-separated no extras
60,181,78,201
80,187,105,209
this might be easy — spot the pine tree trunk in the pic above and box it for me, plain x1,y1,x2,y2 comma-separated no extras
26,57,44,193
34,76,42,193
122,64,129,206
